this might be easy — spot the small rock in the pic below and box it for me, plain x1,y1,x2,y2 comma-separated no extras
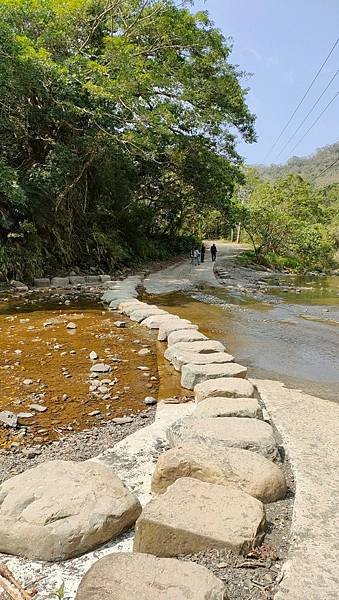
98,385,109,394
62,394,68,401
144,396,157,405
43,321,54,327
14,349,22,355
17,412,34,419
23,379,33,386
138,348,151,356
29,404,48,413
137,366,150,371
67,322,77,330
89,351,98,360
114,321,126,328
88,410,101,417
90,363,111,373
22,447,42,458
112,416,133,425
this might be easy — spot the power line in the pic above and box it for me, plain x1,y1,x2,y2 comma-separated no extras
275,70,338,160
311,157,339,181
288,91,338,155
264,37,339,160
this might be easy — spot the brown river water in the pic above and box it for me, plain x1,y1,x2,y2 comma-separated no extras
0,274,338,450
0,291,159,449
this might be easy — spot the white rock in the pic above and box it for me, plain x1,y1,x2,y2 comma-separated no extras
90,363,111,373
181,363,247,389
158,320,198,341
193,397,262,419
194,377,255,402
167,330,207,346
66,322,77,330
89,351,98,360
167,417,279,461
170,340,226,354
165,348,234,372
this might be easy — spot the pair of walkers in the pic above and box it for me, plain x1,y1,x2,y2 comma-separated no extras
190,243,217,265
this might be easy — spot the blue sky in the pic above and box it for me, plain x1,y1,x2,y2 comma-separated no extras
192,0,339,165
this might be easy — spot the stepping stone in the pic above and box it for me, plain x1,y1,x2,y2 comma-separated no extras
165,348,234,371
75,552,226,600
158,320,198,341
167,417,279,461
170,340,226,354
130,307,167,322
0,460,141,561
167,330,207,346
181,363,247,389
151,445,287,503
109,297,137,309
134,478,265,556
193,397,262,419
141,314,179,329
195,377,255,402
102,290,138,304
123,302,150,316
118,299,143,310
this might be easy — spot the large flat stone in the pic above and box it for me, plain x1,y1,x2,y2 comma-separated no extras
123,302,152,316
134,478,265,556
167,329,207,346
167,417,279,460
193,397,262,419
118,299,143,310
170,340,226,354
165,348,234,371
141,314,179,329
195,377,255,402
181,363,247,389
0,460,141,561
152,445,287,502
158,319,198,341
75,552,226,600
130,307,167,322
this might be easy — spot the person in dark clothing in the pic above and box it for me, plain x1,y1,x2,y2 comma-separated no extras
200,243,206,263
210,243,217,262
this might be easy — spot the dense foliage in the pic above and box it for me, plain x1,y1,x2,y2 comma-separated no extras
0,0,255,280
233,170,337,272
255,142,339,187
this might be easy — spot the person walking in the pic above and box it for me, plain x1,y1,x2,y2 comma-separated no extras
193,248,201,265
201,243,206,263
210,243,217,262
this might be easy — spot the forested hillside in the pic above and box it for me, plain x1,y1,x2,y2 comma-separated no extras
0,0,255,281
254,142,339,186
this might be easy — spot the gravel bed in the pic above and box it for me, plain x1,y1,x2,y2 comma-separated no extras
179,459,294,600
0,407,156,484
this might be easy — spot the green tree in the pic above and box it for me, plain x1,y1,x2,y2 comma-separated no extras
0,0,255,280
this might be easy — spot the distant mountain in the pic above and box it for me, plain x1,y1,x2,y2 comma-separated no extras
253,142,339,187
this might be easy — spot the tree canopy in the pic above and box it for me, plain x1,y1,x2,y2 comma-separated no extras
0,0,255,280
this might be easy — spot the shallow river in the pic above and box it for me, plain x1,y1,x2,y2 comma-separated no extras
146,274,339,403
